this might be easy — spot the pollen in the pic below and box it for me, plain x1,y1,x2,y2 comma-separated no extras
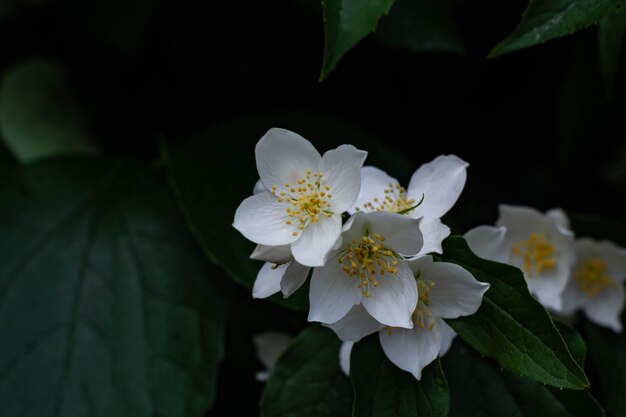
511,232,556,278
575,257,617,298
354,182,416,213
270,171,333,232
412,280,437,331
338,233,398,298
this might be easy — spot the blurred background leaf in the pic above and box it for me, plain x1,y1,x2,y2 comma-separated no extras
598,7,626,98
0,157,230,417
0,60,97,163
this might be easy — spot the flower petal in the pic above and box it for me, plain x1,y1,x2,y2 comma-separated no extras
250,244,292,263
349,166,398,214
365,211,424,257
407,155,468,221
252,262,285,299
233,191,299,246
253,179,266,194
361,261,418,329
576,238,626,284
583,284,625,333
412,256,490,319
320,144,368,213
438,321,456,357
464,225,511,264
308,258,362,324
546,208,571,231
339,341,354,376
253,331,292,369
280,262,310,297
559,277,587,316
325,304,385,342
379,317,445,380
256,128,322,191
291,213,342,267
417,218,450,256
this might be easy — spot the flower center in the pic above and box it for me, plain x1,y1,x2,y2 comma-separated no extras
511,232,556,278
338,233,398,297
354,182,416,214
270,170,333,237
412,280,437,331
575,257,616,298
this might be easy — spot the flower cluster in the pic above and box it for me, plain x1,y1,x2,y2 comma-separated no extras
233,128,489,379
466,205,626,332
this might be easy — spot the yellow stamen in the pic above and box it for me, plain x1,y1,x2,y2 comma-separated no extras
575,257,617,298
511,233,556,278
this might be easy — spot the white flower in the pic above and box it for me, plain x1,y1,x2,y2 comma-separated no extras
250,244,311,299
253,331,292,381
233,128,367,267
465,205,575,311
329,256,489,379
349,155,468,256
308,211,424,328
560,238,626,332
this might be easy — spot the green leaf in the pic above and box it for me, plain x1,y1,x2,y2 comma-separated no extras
161,112,414,312
0,60,97,163
351,335,450,417
443,340,604,417
260,326,352,417
439,236,589,389
490,0,626,58
554,319,587,366
0,157,230,416
584,316,626,417
598,7,626,97
320,0,396,80
374,0,465,55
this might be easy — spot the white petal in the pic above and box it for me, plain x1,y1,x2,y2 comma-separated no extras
253,331,292,369
558,276,587,316
256,128,322,191
412,256,490,319
407,155,468,221
438,321,456,357
362,261,418,329
325,304,385,342
339,341,354,376
280,262,310,297
583,284,625,333
576,238,626,284
365,211,424,257
233,191,299,246
546,208,571,231
417,218,450,256
253,179,266,194
496,204,574,242
308,258,362,324
255,371,270,382
349,166,399,214
320,144,368,213
464,225,511,264
291,213,342,267
252,263,285,299
250,244,293,263
379,318,445,380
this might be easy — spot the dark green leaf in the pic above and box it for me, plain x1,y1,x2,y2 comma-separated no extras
584,316,626,417
260,326,352,417
554,319,587,366
321,0,396,80
440,236,589,389
0,60,97,163
0,157,230,416
374,0,465,55
351,335,450,417
443,340,604,417
598,7,626,97
490,0,626,58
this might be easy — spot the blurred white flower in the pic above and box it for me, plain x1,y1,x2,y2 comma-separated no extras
560,239,626,332
330,256,488,380
465,205,575,311
308,211,423,328
253,331,292,382
349,155,468,256
233,128,367,267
